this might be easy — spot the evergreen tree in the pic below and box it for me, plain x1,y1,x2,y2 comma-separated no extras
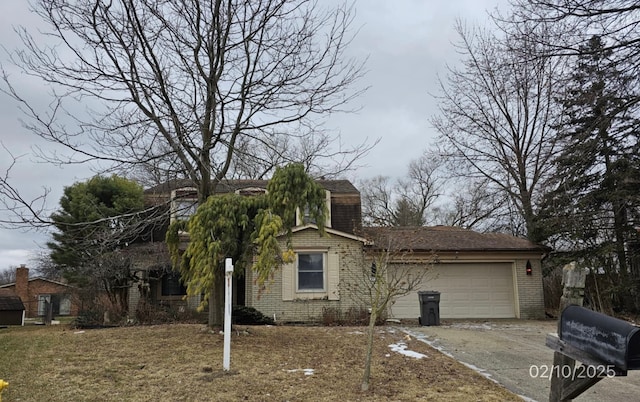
47,175,145,312
391,198,425,227
544,36,640,309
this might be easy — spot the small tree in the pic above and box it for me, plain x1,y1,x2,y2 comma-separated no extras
345,235,434,392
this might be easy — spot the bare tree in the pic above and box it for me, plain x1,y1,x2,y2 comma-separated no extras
359,152,443,227
359,175,396,226
0,0,368,326
431,19,562,242
0,268,16,285
343,236,433,392
430,177,505,230
510,1,640,68
226,129,375,180
396,153,443,222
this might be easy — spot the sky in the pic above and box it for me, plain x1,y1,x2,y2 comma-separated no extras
0,0,509,271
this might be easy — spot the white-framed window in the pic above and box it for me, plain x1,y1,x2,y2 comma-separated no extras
235,187,267,197
37,294,51,316
173,199,198,220
37,294,71,316
297,252,326,291
170,188,198,223
295,190,332,228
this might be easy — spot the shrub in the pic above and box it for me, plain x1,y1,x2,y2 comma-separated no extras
232,306,275,325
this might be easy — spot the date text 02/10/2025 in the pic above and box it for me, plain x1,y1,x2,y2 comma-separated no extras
529,364,616,380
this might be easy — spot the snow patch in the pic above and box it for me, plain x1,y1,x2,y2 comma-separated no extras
388,342,427,359
286,368,314,376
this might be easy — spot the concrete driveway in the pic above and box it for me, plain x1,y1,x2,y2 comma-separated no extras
405,320,640,401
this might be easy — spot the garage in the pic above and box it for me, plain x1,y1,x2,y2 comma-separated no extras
389,262,516,320
364,226,548,320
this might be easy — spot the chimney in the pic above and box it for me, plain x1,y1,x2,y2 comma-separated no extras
15,265,29,309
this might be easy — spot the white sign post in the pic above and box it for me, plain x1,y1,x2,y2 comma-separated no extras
223,258,233,371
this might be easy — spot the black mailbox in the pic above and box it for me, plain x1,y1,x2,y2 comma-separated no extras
560,305,640,371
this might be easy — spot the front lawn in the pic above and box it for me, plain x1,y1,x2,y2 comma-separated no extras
0,324,518,401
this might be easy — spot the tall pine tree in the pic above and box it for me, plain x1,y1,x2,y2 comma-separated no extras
545,36,640,310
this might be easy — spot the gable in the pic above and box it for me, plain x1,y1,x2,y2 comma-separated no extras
0,277,75,290
290,224,368,244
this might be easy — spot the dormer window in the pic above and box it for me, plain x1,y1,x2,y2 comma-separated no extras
235,187,268,197
171,187,198,223
296,190,332,228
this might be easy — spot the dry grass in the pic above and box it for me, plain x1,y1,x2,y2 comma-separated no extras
0,324,519,401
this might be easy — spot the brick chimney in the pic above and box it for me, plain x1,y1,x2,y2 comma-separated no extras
15,265,29,308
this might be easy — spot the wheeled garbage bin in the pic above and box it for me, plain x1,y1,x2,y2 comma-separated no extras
418,291,440,326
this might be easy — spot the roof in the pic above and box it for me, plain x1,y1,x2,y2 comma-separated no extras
363,226,551,253
0,289,25,311
144,179,359,195
0,276,74,289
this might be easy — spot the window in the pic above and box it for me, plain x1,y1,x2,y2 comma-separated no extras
174,199,197,220
295,190,332,228
297,252,325,291
162,272,187,296
235,187,267,197
37,295,50,316
171,187,198,223
37,294,71,316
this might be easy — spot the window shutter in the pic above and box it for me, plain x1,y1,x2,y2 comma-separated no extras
325,190,332,228
281,261,294,301
327,252,340,300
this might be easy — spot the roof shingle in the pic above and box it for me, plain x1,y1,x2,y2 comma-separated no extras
0,289,25,311
363,226,550,252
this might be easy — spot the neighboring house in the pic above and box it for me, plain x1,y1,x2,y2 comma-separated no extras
0,288,25,325
0,266,79,318
129,178,549,322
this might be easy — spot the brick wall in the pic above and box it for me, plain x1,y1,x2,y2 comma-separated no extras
6,267,79,318
514,258,545,319
246,228,367,322
15,266,28,309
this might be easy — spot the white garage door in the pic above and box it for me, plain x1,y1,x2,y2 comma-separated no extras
389,263,516,319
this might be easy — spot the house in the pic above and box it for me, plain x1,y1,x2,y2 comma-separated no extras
0,266,79,318
128,179,366,316
0,288,25,325
129,178,549,322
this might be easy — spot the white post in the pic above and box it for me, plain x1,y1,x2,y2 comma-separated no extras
223,258,233,371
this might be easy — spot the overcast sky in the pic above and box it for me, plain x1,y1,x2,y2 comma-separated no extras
0,0,509,271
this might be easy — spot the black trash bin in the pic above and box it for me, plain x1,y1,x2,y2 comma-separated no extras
418,291,440,326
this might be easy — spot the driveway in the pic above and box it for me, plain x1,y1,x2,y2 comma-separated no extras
406,320,640,401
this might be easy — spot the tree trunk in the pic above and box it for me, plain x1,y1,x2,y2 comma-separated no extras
208,270,225,328
361,309,378,392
